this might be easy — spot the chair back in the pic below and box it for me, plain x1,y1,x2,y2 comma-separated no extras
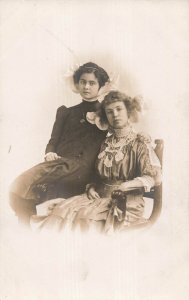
148,139,164,225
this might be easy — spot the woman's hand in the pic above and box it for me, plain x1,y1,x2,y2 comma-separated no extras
44,152,61,161
119,181,132,192
87,186,100,200
37,198,63,216
46,198,63,215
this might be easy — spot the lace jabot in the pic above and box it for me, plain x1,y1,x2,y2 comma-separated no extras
98,127,137,168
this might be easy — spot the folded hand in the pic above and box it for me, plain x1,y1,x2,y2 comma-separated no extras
44,152,61,161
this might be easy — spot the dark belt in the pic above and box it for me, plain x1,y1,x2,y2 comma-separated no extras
96,181,144,198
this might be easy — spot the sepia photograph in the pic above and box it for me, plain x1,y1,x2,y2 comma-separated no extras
1,1,189,299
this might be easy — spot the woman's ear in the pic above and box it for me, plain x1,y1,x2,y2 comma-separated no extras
74,83,80,92
129,112,137,123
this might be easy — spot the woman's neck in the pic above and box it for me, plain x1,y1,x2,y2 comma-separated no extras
82,99,100,112
82,98,98,102
111,124,134,137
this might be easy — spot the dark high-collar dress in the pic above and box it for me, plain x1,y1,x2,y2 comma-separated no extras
10,100,107,220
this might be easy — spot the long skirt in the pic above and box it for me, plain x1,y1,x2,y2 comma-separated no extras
9,156,94,223
32,183,145,233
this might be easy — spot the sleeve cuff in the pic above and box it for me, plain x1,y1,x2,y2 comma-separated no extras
85,183,96,194
135,176,155,192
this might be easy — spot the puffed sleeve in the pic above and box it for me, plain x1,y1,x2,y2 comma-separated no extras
45,105,68,154
136,140,162,191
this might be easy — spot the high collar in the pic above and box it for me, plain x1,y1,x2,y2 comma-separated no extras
81,99,101,112
110,124,135,138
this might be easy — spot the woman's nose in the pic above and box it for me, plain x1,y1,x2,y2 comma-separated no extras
84,82,90,89
113,110,118,117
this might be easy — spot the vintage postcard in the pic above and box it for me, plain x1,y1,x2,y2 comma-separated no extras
1,1,189,299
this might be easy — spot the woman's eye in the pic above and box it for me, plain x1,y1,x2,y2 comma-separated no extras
80,80,85,85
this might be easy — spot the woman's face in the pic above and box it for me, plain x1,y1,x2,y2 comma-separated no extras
105,101,129,129
77,72,100,101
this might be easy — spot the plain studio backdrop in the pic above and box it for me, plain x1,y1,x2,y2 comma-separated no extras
0,1,189,300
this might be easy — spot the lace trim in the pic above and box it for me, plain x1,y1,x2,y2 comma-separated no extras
98,130,137,168
110,124,134,137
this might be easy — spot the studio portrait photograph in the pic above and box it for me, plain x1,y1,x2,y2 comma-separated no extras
0,1,189,300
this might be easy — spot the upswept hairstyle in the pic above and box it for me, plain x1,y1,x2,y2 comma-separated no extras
73,62,110,88
100,90,143,123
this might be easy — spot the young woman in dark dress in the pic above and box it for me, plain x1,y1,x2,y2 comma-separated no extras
9,62,110,226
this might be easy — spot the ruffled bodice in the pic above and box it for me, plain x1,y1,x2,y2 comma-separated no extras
96,129,160,184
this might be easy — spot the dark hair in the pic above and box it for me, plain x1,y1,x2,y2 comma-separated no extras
73,62,109,88
100,90,142,123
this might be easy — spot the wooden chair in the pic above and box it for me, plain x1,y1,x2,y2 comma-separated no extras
113,139,164,230
143,139,163,226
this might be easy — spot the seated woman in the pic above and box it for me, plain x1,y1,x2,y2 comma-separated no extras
9,62,109,226
33,91,161,233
